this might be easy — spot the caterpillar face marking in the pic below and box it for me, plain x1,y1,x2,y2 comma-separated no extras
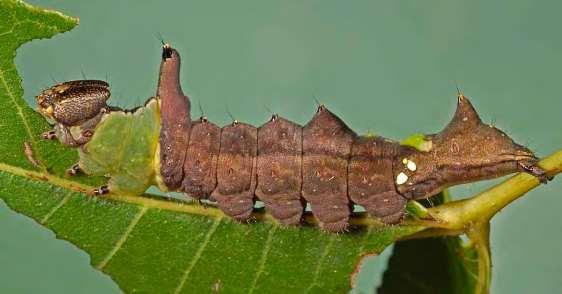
35,43,549,232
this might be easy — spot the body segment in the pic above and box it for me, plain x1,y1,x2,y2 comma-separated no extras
348,136,406,223
302,106,356,231
255,115,304,226
181,118,221,199
211,122,258,221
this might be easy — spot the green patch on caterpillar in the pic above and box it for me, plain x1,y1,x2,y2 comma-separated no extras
78,98,162,195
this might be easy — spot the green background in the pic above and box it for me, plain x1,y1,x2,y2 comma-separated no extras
1,0,561,293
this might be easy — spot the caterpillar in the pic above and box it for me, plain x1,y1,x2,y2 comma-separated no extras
35,43,548,232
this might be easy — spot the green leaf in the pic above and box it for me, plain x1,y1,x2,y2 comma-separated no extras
0,0,105,186
378,194,480,294
0,0,76,171
0,170,424,293
0,1,428,293
377,236,478,294
3,1,560,293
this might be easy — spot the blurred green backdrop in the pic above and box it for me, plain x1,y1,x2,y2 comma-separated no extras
1,0,561,293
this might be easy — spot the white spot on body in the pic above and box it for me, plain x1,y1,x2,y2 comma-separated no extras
396,172,408,185
407,160,417,171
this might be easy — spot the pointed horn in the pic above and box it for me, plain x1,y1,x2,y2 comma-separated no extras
157,43,192,189
442,93,483,134
157,44,186,101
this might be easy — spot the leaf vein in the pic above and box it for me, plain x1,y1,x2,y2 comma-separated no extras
39,192,72,224
95,206,147,270
248,226,277,294
305,234,337,293
173,217,222,294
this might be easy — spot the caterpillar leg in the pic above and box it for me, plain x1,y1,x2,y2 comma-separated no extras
359,192,407,224
197,199,210,208
66,163,83,176
41,130,57,140
93,185,109,195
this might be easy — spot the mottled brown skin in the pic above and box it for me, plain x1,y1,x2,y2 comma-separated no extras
182,117,221,199
157,45,191,189
393,95,547,200
302,106,356,232
256,115,304,226
37,44,549,232
348,136,406,223
211,122,258,221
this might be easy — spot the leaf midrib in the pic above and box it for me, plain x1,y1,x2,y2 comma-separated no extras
0,161,392,228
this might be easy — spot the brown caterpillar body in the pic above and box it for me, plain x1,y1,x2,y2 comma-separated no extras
256,115,303,226
181,118,221,199
36,44,548,232
349,136,405,224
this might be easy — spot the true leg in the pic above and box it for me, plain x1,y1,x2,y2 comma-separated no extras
41,130,57,140
93,185,109,195
66,163,83,176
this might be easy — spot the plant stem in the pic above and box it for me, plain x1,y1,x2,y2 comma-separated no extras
467,222,491,294
403,150,562,294
425,149,562,231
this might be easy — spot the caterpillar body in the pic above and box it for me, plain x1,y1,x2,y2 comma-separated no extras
35,44,547,232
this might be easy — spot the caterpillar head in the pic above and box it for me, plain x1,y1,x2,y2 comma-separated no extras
36,80,111,147
36,80,110,126
394,94,547,200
